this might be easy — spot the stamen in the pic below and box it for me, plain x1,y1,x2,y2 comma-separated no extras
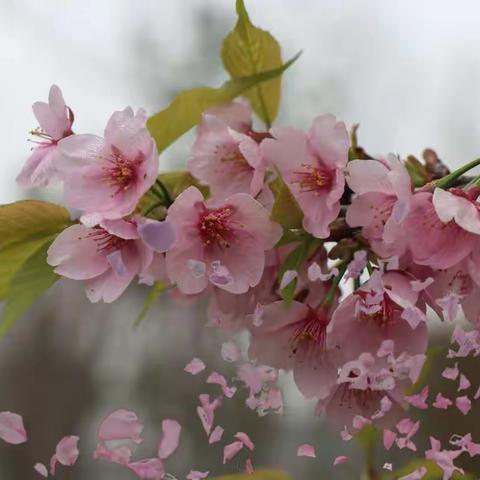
198,206,236,248
87,228,126,253
292,164,332,194
289,307,329,357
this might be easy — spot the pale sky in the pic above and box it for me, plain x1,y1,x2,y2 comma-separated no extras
2,0,480,203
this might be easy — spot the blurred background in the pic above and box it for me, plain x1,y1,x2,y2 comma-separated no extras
1,0,480,478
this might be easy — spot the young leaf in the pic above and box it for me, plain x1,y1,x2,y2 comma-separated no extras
222,0,283,127
270,174,303,230
158,171,209,199
215,470,292,480
133,281,170,328
0,242,59,336
147,52,300,153
0,200,71,299
278,238,315,303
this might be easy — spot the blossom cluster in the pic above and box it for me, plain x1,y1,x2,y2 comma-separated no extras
14,85,480,479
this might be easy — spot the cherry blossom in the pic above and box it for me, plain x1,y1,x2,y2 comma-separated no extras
262,114,349,238
57,107,158,223
17,85,74,188
165,186,281,294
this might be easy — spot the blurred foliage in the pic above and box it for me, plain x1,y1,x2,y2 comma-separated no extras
0,200,71,335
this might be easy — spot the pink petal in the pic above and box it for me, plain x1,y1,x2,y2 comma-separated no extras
333,455,348,466
184,358,206,375
34,463,48,478
98,409,143,443
138,220,176,253
0,412,27,445
433,393,452,410
223,440,244,464
383,429,397,450
404,386,429,410
245,457,254,474
55,435,79,466
158,419,181,460
128,458,165,479
456,395,472,415
280,270,297,290
235,432,255,451
297,444,316,458
209,425,224,445
459,374,471,391
340,427,352,441
187,471,210,480
442,364,459,381
398,466,427,480
207,371,237,398
221,342,241,363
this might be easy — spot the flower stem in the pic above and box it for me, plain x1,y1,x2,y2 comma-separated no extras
142,201,164,217
434,157,480,189
155,179,173,207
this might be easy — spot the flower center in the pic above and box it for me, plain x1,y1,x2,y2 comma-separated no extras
292,164,332,194
102,147,141,195
289,307,329,356
338,383,378,409
88,228,126,253
356,291,399,327
198,206,235,248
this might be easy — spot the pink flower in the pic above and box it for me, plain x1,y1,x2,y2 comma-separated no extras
57,107,158,223
404,191,476,269
329,271,428,363
249,300,337,400
316,351,415,431
188,98,269,199
261,114,349,238
0,411,27,445
47,218,174,303
165,187,282,294
346,154,412,258
17,85,74,188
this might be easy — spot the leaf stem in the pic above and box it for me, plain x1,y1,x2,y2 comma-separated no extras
321,262,348,307
142,201,164,217
155,179,173,207
434,157,480,189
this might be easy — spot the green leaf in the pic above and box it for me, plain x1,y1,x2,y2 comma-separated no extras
0,242,59,336
278,238,317,303
158,171,209,199
222,0,283,127
133,281,170,328
147,52,300,153
270,173,303,230
0,200,72,299
215,470,292,480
